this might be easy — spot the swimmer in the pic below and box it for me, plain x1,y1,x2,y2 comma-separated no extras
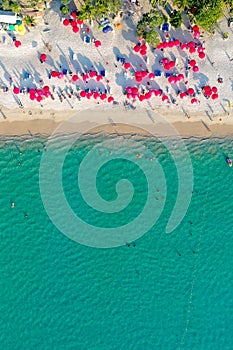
43,145,47,151
24,213,28,219
136,153,142,158
11,202,14,209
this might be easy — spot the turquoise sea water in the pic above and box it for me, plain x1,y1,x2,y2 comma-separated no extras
1,134,233,350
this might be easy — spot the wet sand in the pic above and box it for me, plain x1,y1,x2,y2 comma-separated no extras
0,106,233,139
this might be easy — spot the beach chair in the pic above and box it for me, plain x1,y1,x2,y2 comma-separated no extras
100,70,106,77
154,70,162,77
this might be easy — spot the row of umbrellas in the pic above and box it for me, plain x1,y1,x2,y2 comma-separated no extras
79,90,114,102
156,39,206,59
13,85,52,102
50,70,105,82
133,43,148,56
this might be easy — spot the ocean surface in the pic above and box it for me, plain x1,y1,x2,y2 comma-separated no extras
1,133,233,350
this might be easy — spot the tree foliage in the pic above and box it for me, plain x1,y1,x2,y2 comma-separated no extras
170,10,182,28
137,9,165,46
144,30,160,46
24,15,35,26
60,5,69,15
172,0,229,32
77,0,122,21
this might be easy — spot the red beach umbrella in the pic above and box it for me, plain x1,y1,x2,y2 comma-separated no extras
212,86,218,93
63,19,69,26
141,44,147,51
199,52,205,59
145,92,152,99
51,71,58,77
13,87,20,94
30,94,35,100
193,65,199,72
164,63,171,70
77,19,83,25
188,41,195,48
14,40,21,48
127,93,132,99
141,71,147,77
197,46,204,53
193,25,199,32
71,11,77,19
155,90,162,96
189,47,196,54
180,92,186,99
108,96,114,103
168,76,175,83
212,93,218,100
190,59,196,67
132,87,138,94
96,75,103,81
168,41,174,48
72,26,79,33
163,42,169,48
180,43,187,50
94,40,101,48
58,72,64,79
157,43,163,49
40,53,47,62
169,61,175,68
178,73,184,81
161,58,169,64
187,88,195,95
89,71,97,78
162,95,168,101
82,74,89,81
71,20,77,27
174,39,180,46
140,49,147,56
80,91,86,98
203,85,211,93
139,95,145,101
124,62,131,70
148,72,155,79
72,74,79,82
36,95,42,102
204,90,212,97
194,31,200,39
44,91,50,97
191,98,198,104
126,87,132,93
86,92,92,99
100,94,107,100
37,89,43,96
133,45,140,53
135,76,142,82
29,88,36,94
42,86,50,93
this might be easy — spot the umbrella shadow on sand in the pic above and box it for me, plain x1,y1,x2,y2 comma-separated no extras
77,54,93,73
68,47,82,72
0,61,12,84
193,72,209,87
27,63,43,85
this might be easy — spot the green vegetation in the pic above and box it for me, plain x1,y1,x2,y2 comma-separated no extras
60,5,69,15
144,30,160,46
170,10,182,28
24,15,35,26
77,0,122,21
136,9,166,46
172,0,233,31
1,0,20,12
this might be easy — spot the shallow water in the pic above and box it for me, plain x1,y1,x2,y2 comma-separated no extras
0,135,233,350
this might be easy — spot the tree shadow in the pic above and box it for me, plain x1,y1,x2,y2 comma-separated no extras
193,72,209,87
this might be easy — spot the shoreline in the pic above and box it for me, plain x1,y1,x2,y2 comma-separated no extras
0,107,233,139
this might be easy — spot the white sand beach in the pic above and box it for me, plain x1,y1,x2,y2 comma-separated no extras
0,1,233,136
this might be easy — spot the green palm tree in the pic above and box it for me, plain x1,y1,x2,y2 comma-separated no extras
173,0,191,9
24,15,36,27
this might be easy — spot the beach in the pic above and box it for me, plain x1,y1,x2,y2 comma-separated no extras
0,1,232,132
2,2,233,350
0,106,233,138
